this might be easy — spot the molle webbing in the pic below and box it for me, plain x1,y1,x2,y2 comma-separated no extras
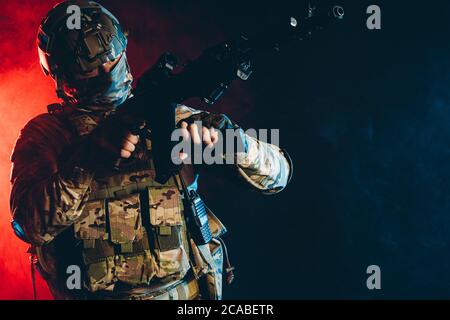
74,170,194,292
87,171,174,201
82,231,151,265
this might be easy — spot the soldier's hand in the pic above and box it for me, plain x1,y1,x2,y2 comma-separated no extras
120,132,140,158
73,113,144,171
178,121,219,160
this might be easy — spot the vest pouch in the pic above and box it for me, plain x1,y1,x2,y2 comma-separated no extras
74,200,107,240
81,235,158,292
75,195,159,292
108,194,143,244
148,185,190,281
114,249,158,286
74,200,114,292
84,255,116,292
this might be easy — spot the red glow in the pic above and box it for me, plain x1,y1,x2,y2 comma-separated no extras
0,0,248,300
0,0,61,300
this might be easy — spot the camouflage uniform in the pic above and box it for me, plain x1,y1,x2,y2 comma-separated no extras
10,103,291,300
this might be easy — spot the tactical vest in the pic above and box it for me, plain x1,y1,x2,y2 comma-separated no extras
38,106,230,300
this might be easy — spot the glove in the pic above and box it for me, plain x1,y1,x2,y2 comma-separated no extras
59,111,141,174
177,111,248,163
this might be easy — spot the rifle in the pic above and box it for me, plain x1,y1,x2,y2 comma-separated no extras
115,2,345,184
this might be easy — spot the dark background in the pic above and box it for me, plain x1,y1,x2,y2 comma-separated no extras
107,0,450,299
1,0,450,299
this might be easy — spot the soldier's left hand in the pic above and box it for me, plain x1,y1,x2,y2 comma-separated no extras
178,121,219,160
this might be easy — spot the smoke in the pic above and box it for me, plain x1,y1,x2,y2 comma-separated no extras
0,0,250,299
0,0,61,300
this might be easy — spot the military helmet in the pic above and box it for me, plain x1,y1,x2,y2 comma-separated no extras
37,0,127,78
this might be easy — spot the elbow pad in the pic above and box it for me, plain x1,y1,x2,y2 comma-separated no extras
11,220,31,244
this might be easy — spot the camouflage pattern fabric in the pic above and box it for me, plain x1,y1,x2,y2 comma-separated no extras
88,168,159,201
176,105,291,194
108,194,143,244
175,104,203,124
84,251,159,292
155,246,190,279
9,103,290,300
148,186,182,226
144,276,200,300
10,104,290,244
114,250,157,286
74,200,107,240
85,255,116,292
9,112,95,245
148,185,190,279
235,134,291,194
91,272,200,300
95,169,157,192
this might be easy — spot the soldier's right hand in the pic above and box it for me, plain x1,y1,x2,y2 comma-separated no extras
120,133,140,158
79,113,142,169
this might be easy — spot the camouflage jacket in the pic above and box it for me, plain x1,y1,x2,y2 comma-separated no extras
9,104,291,299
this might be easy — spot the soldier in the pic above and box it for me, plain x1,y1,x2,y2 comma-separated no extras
10,0,292,300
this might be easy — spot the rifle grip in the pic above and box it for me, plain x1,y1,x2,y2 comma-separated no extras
113,125,141,172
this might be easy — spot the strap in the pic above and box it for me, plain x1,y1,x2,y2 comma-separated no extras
218,237,235,285
88,269,200,300
82,235,151,265
176,173,234,290
27,246,37,300
47,103,64,114
196,243,215,271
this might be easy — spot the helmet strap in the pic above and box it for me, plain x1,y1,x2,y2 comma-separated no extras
55,73,75,107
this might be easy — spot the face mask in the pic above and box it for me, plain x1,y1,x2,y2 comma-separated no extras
92,53,133,107
65,53,133,109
